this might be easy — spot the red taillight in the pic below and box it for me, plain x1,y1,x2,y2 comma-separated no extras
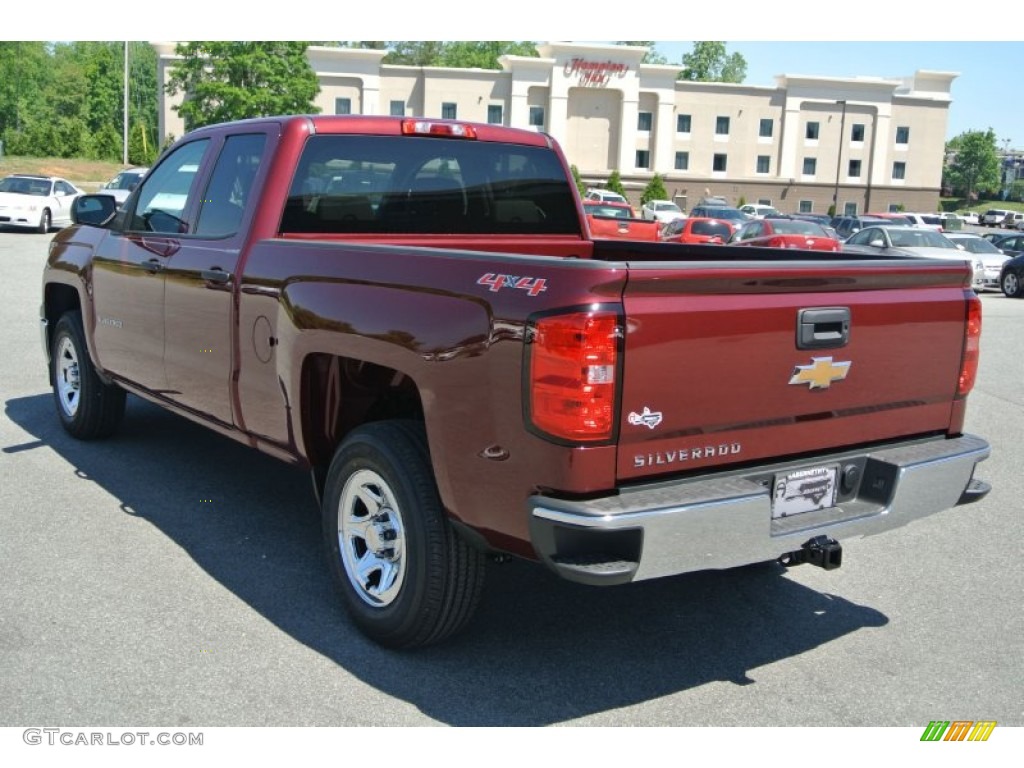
401,120,477,139
528,310,620,442
957,294,982,398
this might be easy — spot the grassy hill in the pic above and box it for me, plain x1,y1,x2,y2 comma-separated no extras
0,156,129,191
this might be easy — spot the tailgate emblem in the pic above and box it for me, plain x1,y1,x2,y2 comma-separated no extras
789,357,851,390
628,406,663,429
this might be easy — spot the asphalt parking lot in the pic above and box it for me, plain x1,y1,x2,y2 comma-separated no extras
0,228,1021,729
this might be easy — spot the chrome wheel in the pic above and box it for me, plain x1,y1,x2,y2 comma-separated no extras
1003,271,1021,298
337,469,406,607
55,335,82,418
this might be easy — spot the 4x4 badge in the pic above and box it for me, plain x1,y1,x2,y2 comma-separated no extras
789,357,851,390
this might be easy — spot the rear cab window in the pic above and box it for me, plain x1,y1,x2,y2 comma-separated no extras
279,134,580,236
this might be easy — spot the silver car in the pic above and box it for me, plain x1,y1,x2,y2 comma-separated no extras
101,167,150,208
944,233,1010,291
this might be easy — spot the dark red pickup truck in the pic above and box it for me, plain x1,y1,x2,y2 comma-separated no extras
41,115,991,648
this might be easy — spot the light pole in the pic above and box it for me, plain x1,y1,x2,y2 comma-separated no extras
832,100,848,216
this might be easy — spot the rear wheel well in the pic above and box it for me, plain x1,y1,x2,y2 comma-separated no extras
301,354,425,488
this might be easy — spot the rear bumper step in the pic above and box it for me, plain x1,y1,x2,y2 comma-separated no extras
529,434,990,585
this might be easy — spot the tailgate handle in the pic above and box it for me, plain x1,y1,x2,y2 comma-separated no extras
798,307,850,349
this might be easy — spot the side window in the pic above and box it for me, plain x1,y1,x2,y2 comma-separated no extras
130,139,210,233
56,181,75,196
196,134,267,238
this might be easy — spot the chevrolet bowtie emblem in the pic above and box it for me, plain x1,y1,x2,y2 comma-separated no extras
789,357,851,389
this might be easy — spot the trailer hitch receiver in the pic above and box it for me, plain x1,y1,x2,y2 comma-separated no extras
779,535,843,570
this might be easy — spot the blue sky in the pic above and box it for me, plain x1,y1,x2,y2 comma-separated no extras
650,42,1021,144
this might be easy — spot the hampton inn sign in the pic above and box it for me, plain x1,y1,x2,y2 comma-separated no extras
563,58,629,87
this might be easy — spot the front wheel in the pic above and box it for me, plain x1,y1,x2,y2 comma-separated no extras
38,209,51,234
1002,270,1023,298
52,311,126,438
322,421,485,648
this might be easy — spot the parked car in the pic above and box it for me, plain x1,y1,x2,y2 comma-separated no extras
660,217,733,244
689,205,749,229
984,233,1024,257
944,233,1010,291
959,212,980,226
101,167,150,208
640,199,684,224
584,188,629,205
999,253,1024,297
980,209,1014,227
0,174,83,233
902,212,945,231
864,213,915,227
739,203,780,219
830,215,897,240
583,201,660,241
729,217,840,252
1002,211,1024,230
842,225,985,287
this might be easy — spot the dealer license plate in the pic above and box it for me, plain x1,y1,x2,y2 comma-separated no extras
772,465,839,519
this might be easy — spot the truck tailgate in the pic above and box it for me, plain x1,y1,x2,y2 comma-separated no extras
616,258,973,482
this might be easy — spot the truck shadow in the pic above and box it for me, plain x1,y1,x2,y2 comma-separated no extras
6,393,887,726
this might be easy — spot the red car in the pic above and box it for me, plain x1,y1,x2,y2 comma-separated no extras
660,217,733,244
729,217,840,252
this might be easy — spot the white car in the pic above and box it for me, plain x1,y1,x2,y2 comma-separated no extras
0,174,83,233
101,167,150,208
842,225,985,286
981,208,1014,227
959,212,980,226
944,232,1010,291
584,188,628,205
641,199,684,224
739,203,780,219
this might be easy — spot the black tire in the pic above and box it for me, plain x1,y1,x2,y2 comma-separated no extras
51,311,126,439
1001,270,1023,298
322,420,485,649
38,209,51,234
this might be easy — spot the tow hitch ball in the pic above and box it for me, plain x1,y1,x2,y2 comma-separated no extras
779,536,843,570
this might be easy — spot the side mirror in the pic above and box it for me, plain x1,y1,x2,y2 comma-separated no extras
71,194,118,228
869,238,885,248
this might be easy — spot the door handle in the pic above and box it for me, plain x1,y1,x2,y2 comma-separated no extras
143,258,163,274
201,268,231,284
797,307,850,350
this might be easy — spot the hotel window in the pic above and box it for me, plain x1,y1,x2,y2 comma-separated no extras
759,118,773,138
716,116,730,135
713,153,728,172
635,150,650,169
638,111,653,132
441,102,457,120
756,155,770,174
674,151,689,170
893,161,906,180
529,106,545,127
806,121,819,140
851,123,865,142
799,200,813,213
896,126,910,144
803,157,817,175
389,100,405,117
677,114,691,133
487,104,503,124
848,159,862,178
335,98,352,115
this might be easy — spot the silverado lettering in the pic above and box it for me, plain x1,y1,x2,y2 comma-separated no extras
41,114,991,649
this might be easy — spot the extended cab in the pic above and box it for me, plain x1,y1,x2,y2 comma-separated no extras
42,115,991,648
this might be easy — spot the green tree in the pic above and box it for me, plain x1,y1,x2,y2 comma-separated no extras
617,42,667,65
606,170,626,196
166,42,320,130
570,164,586,197
945,129,1000,202
640,173,668,205
679,42,747,83
440,42,538,69
383,41,447,66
